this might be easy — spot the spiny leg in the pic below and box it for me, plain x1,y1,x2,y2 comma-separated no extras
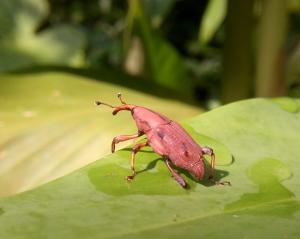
111,131,143,153
165,159,188,188
127,141,149,181
202,147,231,186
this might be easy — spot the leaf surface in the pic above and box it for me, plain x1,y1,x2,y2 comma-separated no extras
0,98,300,238
0,71,200,197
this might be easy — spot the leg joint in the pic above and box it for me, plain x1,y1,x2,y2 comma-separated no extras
202,146,214,156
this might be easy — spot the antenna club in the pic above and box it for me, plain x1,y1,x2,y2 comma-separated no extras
117,92,127,104
94,101,101,106
94,100,114,108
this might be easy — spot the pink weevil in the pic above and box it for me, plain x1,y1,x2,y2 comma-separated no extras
95,93,230,188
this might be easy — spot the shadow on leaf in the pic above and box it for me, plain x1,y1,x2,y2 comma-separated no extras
134,157,231,188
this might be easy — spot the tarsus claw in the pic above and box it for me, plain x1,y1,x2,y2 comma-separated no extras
126,175,134,181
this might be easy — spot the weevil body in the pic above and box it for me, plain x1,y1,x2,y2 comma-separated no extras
95,94,229,188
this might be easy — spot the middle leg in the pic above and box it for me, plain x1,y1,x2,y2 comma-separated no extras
127,141,149,181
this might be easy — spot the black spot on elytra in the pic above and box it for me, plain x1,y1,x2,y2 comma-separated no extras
182,143,189,157
157,130,165,139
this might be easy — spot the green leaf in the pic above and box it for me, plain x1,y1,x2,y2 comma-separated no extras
199,0,227,46
288,0,300,12
141,0,177,26
125,0,188,93
1,98,300,238
0,70,201,197
0,0,85,72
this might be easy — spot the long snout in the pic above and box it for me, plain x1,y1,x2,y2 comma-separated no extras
112,104,135,115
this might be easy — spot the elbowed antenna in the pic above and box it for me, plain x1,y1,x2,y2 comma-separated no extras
94,100,115,108
95,93,134,115
95,93,127,108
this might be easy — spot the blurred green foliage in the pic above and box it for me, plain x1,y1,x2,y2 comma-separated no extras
0,0,85,71
1,0,300,104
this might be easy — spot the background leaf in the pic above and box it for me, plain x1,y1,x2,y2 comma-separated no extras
198,0,227,46
125,0,189,93
0,0,85,72
0,98,300,238
141,0,177,26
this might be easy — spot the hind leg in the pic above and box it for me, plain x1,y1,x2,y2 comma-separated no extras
202,147,231,186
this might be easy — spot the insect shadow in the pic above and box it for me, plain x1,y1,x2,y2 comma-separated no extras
135,157,230,188
135,158,162,175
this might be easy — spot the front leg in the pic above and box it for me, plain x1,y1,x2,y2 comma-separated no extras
111,131,144,153
165,159,188,188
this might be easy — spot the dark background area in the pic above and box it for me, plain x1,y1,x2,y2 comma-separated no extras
2,0,300,108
